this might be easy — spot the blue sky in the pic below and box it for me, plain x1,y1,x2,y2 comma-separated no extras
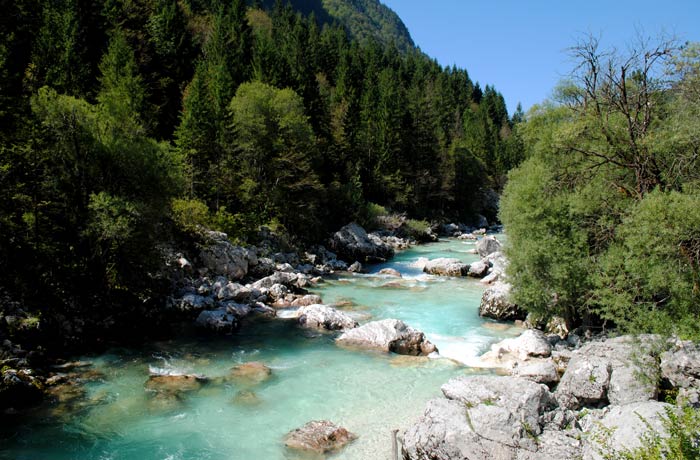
381,0,700,114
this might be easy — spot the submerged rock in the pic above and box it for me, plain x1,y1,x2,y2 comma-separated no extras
284,420,357,454
229,362,272,386
232,389,262,406
144,374,207,396
336,319,437,356
378,268,402,278
297,304,358,331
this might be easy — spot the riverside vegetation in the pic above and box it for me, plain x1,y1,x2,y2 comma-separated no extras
1,0,700,458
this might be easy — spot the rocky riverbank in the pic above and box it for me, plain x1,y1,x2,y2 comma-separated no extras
402,330,700,459
0,218,464,414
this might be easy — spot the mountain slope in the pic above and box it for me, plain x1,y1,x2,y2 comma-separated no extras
261,0,415,52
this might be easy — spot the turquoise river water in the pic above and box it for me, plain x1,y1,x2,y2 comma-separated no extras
1,237,519,460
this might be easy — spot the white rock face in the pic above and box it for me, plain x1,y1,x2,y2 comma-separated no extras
297,305,358,331
197,230,254,280
483,329,553,362
423,258,467,276
582,401,674,460
467,260,490,278
336,319,437,356
476,235,502,258
330,223,393,263
479,281,524,320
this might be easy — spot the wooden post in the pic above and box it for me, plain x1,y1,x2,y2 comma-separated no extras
392,429,400,460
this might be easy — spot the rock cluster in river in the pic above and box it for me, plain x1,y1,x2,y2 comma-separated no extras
336,319,437,356
402,333,700,460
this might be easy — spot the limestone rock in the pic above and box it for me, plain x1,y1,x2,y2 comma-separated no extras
290,294,323,307
479,281,525,321
336,319,437,356
512,359,560,384
195,309,238,333
660,341,700,389
423,258,468,277
144,374,206,396
197,230,253,280
229,362,272,386
284,420,357,454
476,235,502,258
297,304,358,331
330,223,393,263
583,401,673,460
378,268,402,278
556,355,611,409
348,261,363,273
467,260,490,278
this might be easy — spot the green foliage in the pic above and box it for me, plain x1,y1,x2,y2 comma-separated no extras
501,38,700,334
0,0,522,348
592,191,700,339
596,406,700,460
171,198,211,233
228,81,322,239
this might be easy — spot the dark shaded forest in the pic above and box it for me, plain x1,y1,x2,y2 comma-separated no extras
0,0,522,347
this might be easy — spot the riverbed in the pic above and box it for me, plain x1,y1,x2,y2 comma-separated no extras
1,237,519,460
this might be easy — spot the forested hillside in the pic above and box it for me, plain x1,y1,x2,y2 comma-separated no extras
500,36,700,339
260,0,415,52
0,0,522,347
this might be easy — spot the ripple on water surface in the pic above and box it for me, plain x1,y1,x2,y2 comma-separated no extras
1,237,519,460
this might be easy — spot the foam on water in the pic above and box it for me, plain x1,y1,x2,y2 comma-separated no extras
1,237,515,460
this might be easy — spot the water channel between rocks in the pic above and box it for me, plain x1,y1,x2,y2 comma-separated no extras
2,237,520,460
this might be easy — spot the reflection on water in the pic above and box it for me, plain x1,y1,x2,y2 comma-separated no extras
1,238,520,460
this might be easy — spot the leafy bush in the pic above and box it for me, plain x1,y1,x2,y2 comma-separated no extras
171,198,210,233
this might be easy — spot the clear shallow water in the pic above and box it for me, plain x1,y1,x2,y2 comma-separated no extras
1,238,519,460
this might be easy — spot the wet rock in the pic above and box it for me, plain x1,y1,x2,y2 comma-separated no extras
479,281,525,321
423,258,468,277
330,223,394,263
284,420,357,454
232,389,261,406
144,374,207,396
378,268,402,278
348,261,363,273
290,294,323,307
476,235,502,258
336,319,437,356
486,329,553,361
195,309,238,333
170,293,215,311
215,281,252,302
229,362,272,386
0,368,44,409
250,271,309,291
467,260,490,278
297,305,358,331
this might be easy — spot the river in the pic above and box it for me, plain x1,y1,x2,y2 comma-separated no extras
1,237,519,460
